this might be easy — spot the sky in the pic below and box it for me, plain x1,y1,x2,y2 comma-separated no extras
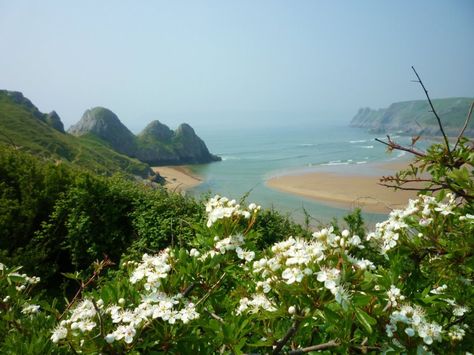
1,1,473,132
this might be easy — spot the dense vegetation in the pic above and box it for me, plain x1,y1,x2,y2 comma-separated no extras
0,146,304,293
0,91,152,177
1,133,473,353
0,88,473,353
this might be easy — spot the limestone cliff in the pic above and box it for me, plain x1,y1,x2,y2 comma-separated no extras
350,98,474,137
68,107,137,156
68,108,221,165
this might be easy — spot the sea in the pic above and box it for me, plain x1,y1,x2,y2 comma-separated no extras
186,123,422,226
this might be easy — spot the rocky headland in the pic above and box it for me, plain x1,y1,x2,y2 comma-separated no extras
350,97,474,137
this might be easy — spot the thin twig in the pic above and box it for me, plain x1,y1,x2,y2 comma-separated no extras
181,282,197,297
375,138,425,157
288,340,340,354
454,100,474,150
205,308,225,323
195,272,226,307
59,257,113,320
272,319,302,354
91,299,104,337
411,66,452,160
378,183,443,192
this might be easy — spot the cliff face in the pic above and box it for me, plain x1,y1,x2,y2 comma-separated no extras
68,109,221,166
136,121,221,165
350,98,474,136
68,107,137,156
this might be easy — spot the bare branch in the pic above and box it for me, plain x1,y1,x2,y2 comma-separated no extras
288,340,340,354
411,66,452,160
59,257,114,320
181,282,197,298
374,138,425,157
377,183,443,192
454,100,474,150
195,272,226,307
272,319,302,354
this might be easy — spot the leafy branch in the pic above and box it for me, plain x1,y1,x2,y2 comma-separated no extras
376,68,474,201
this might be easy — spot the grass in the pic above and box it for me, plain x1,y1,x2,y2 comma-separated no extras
0,92,151,177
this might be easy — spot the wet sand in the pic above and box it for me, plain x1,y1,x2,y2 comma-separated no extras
266,160,422,214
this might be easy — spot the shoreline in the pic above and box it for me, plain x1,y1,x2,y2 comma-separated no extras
266,159,421,214
151,166,203,192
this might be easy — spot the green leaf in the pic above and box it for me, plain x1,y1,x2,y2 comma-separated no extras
355,307,376,334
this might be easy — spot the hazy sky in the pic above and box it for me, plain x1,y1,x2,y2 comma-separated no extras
1,1,473,132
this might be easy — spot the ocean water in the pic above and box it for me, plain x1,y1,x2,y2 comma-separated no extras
188,123,418,225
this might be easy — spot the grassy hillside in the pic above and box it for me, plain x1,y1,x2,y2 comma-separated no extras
0,91,152,177
351,97,474,136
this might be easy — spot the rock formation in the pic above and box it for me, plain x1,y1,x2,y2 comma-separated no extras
68,107,137,156
350,98,474,137
68,107,221,165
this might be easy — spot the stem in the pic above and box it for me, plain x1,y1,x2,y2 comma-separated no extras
272,319,302,354
288,340,340,354
454,100,474,150
375,138,425,157
195,272,226,307
411,66,452,161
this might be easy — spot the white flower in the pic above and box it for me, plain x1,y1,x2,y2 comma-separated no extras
21,304,40,315
405,327,415,337
236,247,255,262
282,267,305,284
349,235,362,247
453,305,469,317
256,279,272,293
111,325,136,344
51,325,68,343
316,268,340,290
418,218,432,227
288,306,296,315
189,248,200,257
448,325,465,341
236,294,276,314
429,284,447,295
417,322,442,345
386,285,404,307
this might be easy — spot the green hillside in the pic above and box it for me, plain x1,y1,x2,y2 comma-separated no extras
0,91,152,177
350,97,474,136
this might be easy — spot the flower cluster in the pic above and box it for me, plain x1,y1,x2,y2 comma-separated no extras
367,194,459,254
386,304,443,345
0,262,41,292
249,227,368,309
205,195,260,227
104,294,199,344
52,247,199,346
235,293,277,315
51,299,97,343
130,249,172,291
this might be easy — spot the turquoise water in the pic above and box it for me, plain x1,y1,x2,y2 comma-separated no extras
188,123,417,225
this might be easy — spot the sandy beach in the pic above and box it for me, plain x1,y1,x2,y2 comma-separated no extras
151,166,202,192
266,160,422,214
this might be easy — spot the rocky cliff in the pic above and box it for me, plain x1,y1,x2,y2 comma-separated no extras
68,107,137,156
68,108,220,165
350,97,474,137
